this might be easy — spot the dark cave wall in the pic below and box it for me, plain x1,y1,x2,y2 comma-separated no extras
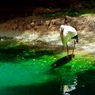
0,0,86,8
0,0,94,21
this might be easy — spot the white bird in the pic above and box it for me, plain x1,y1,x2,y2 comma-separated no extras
59,25,78,58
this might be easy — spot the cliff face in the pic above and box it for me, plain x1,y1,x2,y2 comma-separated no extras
0,0,84,21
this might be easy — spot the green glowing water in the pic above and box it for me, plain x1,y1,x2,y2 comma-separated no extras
0,48,95,95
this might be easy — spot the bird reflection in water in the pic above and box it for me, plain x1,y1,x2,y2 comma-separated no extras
50,54,77,95
60,75,77,95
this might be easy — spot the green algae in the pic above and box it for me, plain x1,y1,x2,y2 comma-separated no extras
0,47,95,94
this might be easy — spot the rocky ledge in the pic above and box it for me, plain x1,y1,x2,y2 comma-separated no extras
0,15,95,52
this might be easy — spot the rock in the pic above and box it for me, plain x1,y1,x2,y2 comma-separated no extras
33,7,61,14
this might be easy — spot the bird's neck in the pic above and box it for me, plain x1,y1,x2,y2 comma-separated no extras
60,30,66,46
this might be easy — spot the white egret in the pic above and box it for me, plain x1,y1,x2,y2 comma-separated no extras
60,25,78,58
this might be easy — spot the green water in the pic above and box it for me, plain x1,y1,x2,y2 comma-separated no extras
0,48,95,95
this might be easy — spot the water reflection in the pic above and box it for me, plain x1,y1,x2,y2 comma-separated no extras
0,48,95,95
49,54,78,95
60,69,95,95
60,77,77,95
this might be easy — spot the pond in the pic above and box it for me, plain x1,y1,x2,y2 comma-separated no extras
0,47,95,95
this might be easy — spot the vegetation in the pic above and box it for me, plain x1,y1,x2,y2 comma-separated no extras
33,8,95,17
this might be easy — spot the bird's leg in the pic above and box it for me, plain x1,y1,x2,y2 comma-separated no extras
66,43,69,58
72,40,76,58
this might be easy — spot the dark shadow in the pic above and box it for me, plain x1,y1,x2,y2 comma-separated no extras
69,69,95,95
68,87,94,95
2,80,61,95
51,54,75,70
0,47,59,63
77,70,95,88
